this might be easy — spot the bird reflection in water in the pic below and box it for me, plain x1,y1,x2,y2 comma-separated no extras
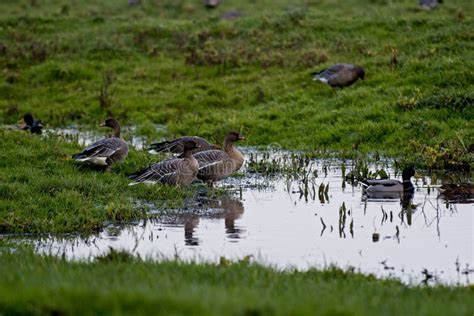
171,196,245,246
363,188,415,225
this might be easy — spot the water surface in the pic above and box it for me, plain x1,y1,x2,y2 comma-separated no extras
20,152,474,285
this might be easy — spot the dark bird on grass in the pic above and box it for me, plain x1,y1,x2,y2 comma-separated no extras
311,64,365,89
149,136,220,157
419,0,442,10
360,166,416,193
72,118,128,170
194,131,245,187
204,0,220,9
20,113,43,134
129,140,201,186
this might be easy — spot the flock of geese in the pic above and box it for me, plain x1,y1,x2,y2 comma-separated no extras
15,54,465,194
18,113,421,193
17,112,474,199
70,118,245,187
69,118,418,191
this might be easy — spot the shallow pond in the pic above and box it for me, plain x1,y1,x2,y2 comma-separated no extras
44,125,164,149
14,150,474,285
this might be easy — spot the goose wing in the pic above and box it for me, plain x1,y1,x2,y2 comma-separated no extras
149,136,215,153
129,158,182,184
194,150,228,169
312,64,349,80
73,138,124,159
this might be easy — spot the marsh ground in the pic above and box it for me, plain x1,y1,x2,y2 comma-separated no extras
0,0,473,314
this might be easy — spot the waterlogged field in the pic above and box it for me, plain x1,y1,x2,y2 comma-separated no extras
1,0,474,314
23,152,473,285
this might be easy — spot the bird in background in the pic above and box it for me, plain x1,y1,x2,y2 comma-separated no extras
312,64,365,89
20,113,43,134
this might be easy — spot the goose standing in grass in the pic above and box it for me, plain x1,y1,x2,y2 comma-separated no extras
311,64,365,89
149,136,220,157
72,118,128,170
194,131,245,187
361,166,416,193
20,113,43,134
128,140,201,186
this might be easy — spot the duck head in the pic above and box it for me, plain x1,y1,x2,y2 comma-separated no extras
23,113,34,126
402,165,416,181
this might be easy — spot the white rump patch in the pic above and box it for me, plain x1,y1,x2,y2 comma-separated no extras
77,156,108,166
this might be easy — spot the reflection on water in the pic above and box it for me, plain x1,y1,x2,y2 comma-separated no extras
158,197,245,246
10,156,474,286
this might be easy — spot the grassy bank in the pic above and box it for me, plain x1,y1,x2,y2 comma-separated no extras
0,0,472,163
0,246,472,315
0,129,207,233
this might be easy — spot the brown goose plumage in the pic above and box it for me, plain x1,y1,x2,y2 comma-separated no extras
194,131,245,187
72,118,128,168
129,140,201,186
312,64,365,88
149,136,220,157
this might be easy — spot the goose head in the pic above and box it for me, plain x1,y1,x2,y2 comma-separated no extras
183,140,202,151
100,118,121,137
225,131,245,143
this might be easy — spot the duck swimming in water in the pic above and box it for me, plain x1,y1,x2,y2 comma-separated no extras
360,166,416,193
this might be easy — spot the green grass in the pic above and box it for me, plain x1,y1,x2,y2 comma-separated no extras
0,0,472,162
0,1,473,313
0,246,472,316
0,129,208,233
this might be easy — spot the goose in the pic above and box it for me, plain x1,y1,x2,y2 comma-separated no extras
20,113,43,134
128,140,201,186
194,131,245,187
419,0,441,10
149,136,219,157
311,64,365,88
72,118,128,169
360,166,416,193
